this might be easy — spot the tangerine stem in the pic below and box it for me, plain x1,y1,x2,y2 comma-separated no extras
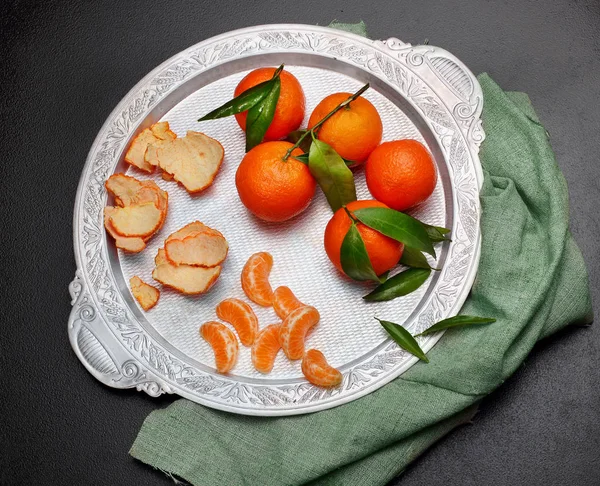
343,206,359,224
282,83,370,161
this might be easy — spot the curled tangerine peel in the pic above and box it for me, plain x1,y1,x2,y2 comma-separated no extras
215,298,259,347
273,286,305,320
279,306,320,360
302,349,343,387
241,252,274,307
251,324,282,374
200,321,239,374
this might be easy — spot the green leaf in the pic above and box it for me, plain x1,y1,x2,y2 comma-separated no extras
352,207,436,256
308,139,357,212
245,76,281,151
423,223,452,243
399,247,437,270
363,268,431,301
340,223,381,282
416,315,496,336
198,79,274,121
376,318,429,362
292,152,309,164
286,130,313,154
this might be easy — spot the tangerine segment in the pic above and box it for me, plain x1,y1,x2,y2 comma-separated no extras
279,306,320,360
273,286,305,320
301,349,343,387
200,321,239,374
216,298,259,347
251,324,282,374
241,252,274,307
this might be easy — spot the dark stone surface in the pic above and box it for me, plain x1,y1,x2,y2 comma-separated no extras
1,1,598,484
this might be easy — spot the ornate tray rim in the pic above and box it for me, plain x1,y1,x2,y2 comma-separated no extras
69,24,484,416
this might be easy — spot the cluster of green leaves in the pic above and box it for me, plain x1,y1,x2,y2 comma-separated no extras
377,315,496,363
198,65,283,152
338,205,451,300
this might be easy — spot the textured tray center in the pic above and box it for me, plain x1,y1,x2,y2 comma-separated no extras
118,66,446,381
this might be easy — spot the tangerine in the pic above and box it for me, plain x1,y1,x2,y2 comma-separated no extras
308,92,382,164
324,200,404,277
365,139,437,211
234,67,305,141
236,141,316,222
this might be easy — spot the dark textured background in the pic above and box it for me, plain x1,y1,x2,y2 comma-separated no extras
2,1,599,484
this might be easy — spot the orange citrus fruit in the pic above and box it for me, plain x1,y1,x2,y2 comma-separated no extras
251,324,282,374
215,298,259,347
241,252,274,307
308,92,382,164
324,200,404,277
279,306,320,360
302,349,343,387
200,321,239,373
365,139,437,211
234,67,305,141
236,141,316,222
273,286,305,320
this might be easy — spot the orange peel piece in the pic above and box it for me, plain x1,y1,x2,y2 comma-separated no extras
241,252,274,307
166,221,222,243
273,286,305,320
200,321,238,374
130,276,160,311
124,122,176,172
302,349,343,387
152,248,221,295
109,202,162,237
145,130,224,194
251,324,282,374
104,207,146,252
215,298,258,346
279,306,320,360
165,230,228,267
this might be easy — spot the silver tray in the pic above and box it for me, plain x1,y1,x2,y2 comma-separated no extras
68,24,484,416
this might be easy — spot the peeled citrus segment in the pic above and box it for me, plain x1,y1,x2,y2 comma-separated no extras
109,202,162,237
215,298,258,346
124,122,177,172
241,252,274,307
145,130,224,194
165,230,228,267
129,276,160,311
279,306,320,360
302,349,343,387
104,207,146,252
200,321,239,374
251,324,282,374
273,286,305,320
153,248,221,294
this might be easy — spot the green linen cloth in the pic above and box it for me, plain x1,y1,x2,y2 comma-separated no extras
130,49,593,486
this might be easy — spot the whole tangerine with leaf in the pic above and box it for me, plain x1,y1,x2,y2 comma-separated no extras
234,67,305,141
366,139,437,211
235,141,316,222
308,92,383,165
324,200,404,277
